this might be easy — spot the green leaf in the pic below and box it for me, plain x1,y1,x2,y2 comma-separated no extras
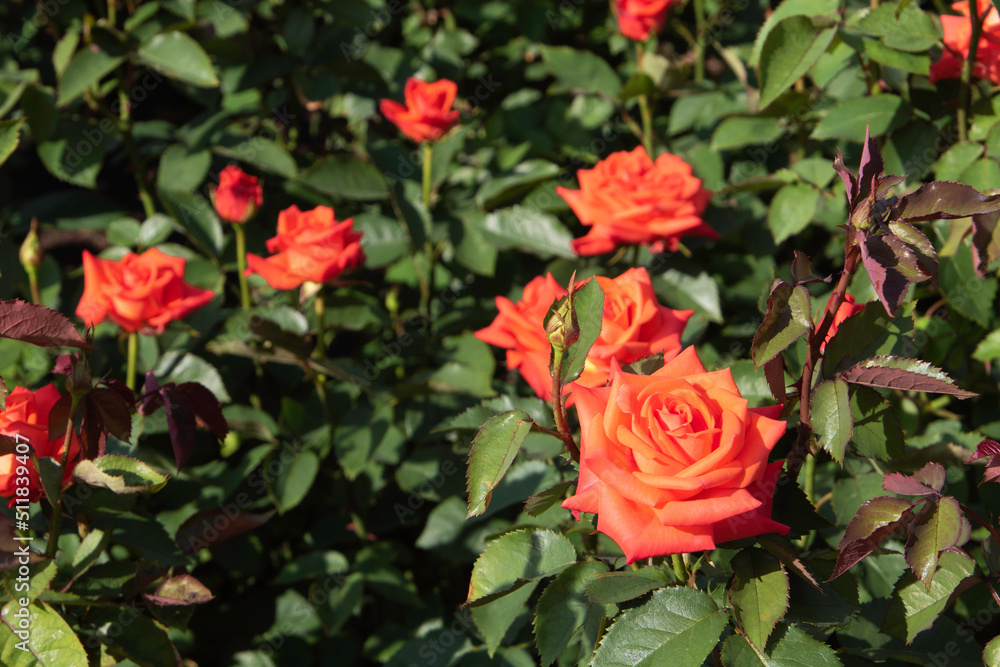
839,31,930,75
940,239,997,327
882,550,975,643
720,624,844,666
540,45,621,97
72,455,169,494
524,482,574,517
298,154,389,201
86,605,178,666
57,46,125,105
534,561,609,666
470,581,537,658
849,387,905,460
973,328,1000,363
470,207,575,259
812,95,910,142
71,528,110,579
730,549,790,651
935,142,984,182
811,379,853,463
852,1,942,52
467,529,577,603
159,191,224,256
822,302,914,379
272,450,319,513
758,17,837,110
831,495,913,579
591,587,727,667
0,119,23,169
767,183,821,244
213,133,297,178
711,116,786,152
136,31,219,88
476,159,560,210
0,600,88,666
904,497,965,589
157,144,211,193
1,561,57,606
585,572,668,604
559,278,605,384
752,282,812,369
153,352,230,402
654,270,723,323
749,0,839,66
36,119,111,188
840,355,976,399
273,551,348,585
466,410,534,518
353,214,409,268
985,636,1000,667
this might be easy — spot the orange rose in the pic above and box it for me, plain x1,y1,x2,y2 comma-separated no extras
931,0,1000,84
613,0,675,41
557,147,715,256
821,293,864,351
379,77,460,144
77,249,214,334
475,268,691,401
563,349,789,562
245,205,365,290
212,165,263,224
0,385,81,505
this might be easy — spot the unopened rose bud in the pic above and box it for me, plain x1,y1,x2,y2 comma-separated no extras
546,297,579,350
19,219,43,272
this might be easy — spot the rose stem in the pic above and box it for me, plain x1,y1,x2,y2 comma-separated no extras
312,288,330,415
125,331,138,392
959,503,1000,555
549,348,581,463
117,88,156,219
693,0,706,84
46,392,81,559
421,144,436,327
234,223,252,311
636,43,654,156
788,241,861,481
958,0,982,143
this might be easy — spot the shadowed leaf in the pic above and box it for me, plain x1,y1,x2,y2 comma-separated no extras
0,299,90,348
888,180,1000,222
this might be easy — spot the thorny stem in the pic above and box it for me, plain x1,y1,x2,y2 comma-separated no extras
958,0,983,143
46,393,81,559
788,242,861,480
671,553,689,584
550,349,581,463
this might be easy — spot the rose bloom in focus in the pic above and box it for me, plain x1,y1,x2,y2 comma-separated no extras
245,205,365,290
0,385,81,506
475,267,691,401
821,293,864,351
563,349,789,562
613,0,676,41
212,165,263,224
379,77,460,144
77,248,215,334
557,147,715,256
930,0,1000,84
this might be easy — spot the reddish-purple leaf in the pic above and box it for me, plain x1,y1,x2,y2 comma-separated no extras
0,299,91,349
970,439,1000,462
175,509,275,553
162,385,197,471
877,174,906,197
143,574,214,606
834,149,859,205
888,221,938,285
860,231,932,316
883,472,940,497
138,372,163,416
830,496,913,580
764,355,787,404
177,383,228,441
47,392,73,441
904,497,964,590
79,400,105,460
912,462,946,492
971,211,1000,278
89,387,132,442
984,464,1000,485
888,180,1000,222
858,124,884,203
840,356,977,399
